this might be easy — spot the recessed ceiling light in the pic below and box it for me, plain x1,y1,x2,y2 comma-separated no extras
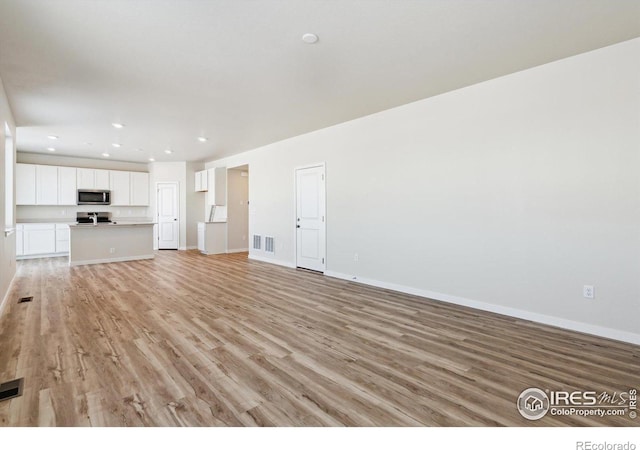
47,135,58,140
112,123,125,129
112,143,122,148
47,147,56,152
102,153,110,157
148,157,155,162
164,149,172,154
302,33,319,44
197,137,208,142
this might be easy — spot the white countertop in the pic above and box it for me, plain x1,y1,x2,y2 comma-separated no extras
18,219,75,224
69,221,155,228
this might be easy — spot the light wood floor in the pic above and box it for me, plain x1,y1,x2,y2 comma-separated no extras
0,251,638,426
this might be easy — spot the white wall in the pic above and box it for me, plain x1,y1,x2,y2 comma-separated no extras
17,152,148,172
206,38,640,344
0,77,17,312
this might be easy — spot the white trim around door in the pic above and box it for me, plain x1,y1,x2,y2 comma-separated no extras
156,181,180,250
294,163,326,273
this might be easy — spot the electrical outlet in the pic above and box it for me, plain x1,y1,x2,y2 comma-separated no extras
109,248,116,254
354,253,359,262
583,285,594,299
61,209,66,216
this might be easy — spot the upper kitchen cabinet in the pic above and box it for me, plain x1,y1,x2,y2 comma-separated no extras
206,167,227,206
17,163,75,206
195,170,208,192
16,163,36,205
36,164,58,205
57,167,77,205
109,170,131,206
130,172,149,206
77,168,109,190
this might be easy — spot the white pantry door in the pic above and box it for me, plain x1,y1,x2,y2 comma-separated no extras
295,165,326,272
157,182,179,250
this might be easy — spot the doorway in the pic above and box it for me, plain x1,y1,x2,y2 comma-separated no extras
226,165,249,253
295,164,326,272
156,182,179,250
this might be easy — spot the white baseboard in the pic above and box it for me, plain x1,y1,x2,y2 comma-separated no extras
325,271,640,346
227,248,249,253
248,254,296,269
17,252,68,260
186,246,198,250
70,254,155,267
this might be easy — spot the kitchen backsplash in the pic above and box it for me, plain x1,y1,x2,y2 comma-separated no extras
17,205,150,221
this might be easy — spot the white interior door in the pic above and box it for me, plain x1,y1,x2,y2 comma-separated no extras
157,182,179,250
296,165,326,272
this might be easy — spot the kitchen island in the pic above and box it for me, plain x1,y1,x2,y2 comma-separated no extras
68,221,155,266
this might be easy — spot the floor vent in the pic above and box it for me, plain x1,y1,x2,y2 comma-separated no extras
265,236,275,253
0,378,24,402
18,296,33,304
252,235,262,250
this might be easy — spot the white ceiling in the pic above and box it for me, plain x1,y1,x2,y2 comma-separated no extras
0,0,638,164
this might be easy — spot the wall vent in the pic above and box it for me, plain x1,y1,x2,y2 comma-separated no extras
252,235,262,250
265,236,275,253
18,296,33,304
0,378,24,402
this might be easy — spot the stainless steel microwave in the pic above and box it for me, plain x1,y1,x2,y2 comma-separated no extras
77,189,111,205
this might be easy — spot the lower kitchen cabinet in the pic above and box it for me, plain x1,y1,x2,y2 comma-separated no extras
55,224,70,253
22,223,56,255
17,223,71,258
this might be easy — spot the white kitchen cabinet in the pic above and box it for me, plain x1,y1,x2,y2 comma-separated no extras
77,168,110,189
76,168,94,189
19,164,76,206
206,167,227,205
195,170,208,192
22,223,56,255
16,225,24,256
109,170,131,206
58,166,77,205
95,169,109,189
16,163,37,205
197,222,227,255
36,165,58,205
17,223,71,258
55,224,70,253
130,172,149,206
